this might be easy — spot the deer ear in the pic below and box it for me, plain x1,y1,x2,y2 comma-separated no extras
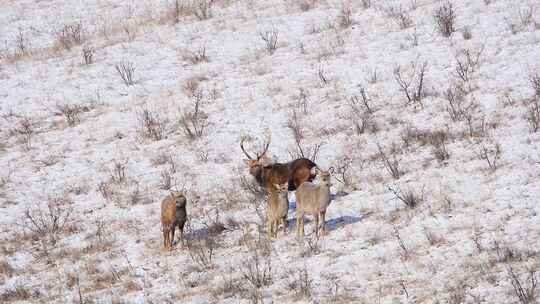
273,184,280,189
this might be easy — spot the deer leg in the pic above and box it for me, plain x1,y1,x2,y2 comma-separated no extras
177,223,184,246
163,228,168,249
282,217,288,234
321,211,326,234
170,223,176,247
315,214,320,239
298,215,305,237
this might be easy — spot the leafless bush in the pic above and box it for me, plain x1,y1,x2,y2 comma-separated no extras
56,22,85,50
526,97,540,132
298,0,318,11
180,93,209,140
392,224,410,258
82,45,94,64
0,260,14,278
14,29,29,57
333,156,354,189
463,109,488,138
347,91,377,135
287,110,324,161
444,83,468,121
361,0,371,9
239,176,267,199
259,27,279,55
462,26,472,40
531,72,540,98
429,130,450,162
193,0,213,20
455,47,483,83
388,186,422,209
241,244,273,289
434,2,456,37
97,181,114,201
386,6,413,29
377,143,402,179
115,60,135,86
317,64,330,87
394,61,428,109
84,220,116,254
423,226,445,246
183,229,217,270
476,142,501,172
24,196,74,245
201,208,229,236
109,160,128,184
294,88,310,114
286,266,313,299
506,5,537,34
337,3,353,29
55,103,84,126
159,169,173,190
182,45,208,65
13,116,35,150
300,235,321,257
507,267,538,304
137,108,167,141
0,284,37,302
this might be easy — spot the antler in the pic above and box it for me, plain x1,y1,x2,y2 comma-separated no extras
241,134,271,161
255,134,271,160
240,136,254,160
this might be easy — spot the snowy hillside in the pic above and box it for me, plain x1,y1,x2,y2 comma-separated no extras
1,0,539,303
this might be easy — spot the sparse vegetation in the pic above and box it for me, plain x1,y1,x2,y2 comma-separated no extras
24,195,74,245
259,27,279,55
394,61,428,109
56,22,85,50
82,45,94,64
386,5,414,29
507,267,538,304
12,116,35,150
434,2,456,37
377,143,403,179
337,3,353,29
136,107,167,141
115,60,136,86
180,92,209,140
476,142,501,172
55,103,85,126
388,185,422,209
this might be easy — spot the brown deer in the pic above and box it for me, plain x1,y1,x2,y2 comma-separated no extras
240,136,318,191
161,191,187,251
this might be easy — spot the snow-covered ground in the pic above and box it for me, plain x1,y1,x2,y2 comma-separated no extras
1,0,539,303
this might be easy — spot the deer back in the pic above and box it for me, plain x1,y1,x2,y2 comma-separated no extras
288,158,318,191
296,181,331,213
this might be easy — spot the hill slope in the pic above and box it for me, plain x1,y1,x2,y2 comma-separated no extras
1,0,539,303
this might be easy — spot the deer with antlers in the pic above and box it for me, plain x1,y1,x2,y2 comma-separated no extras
240,135,318,192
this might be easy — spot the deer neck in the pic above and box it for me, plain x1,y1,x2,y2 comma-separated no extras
318,184,331,201
250,165,264,186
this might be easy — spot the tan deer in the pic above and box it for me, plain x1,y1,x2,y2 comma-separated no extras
267,183,289,238
240,135,318,192
161,191,187,250
296,168,333,238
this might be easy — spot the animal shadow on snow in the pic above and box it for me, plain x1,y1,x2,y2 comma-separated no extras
287,192,369,232
172,223,226,247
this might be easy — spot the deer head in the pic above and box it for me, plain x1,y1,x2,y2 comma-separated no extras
240,135,271,169
316,167,334,188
